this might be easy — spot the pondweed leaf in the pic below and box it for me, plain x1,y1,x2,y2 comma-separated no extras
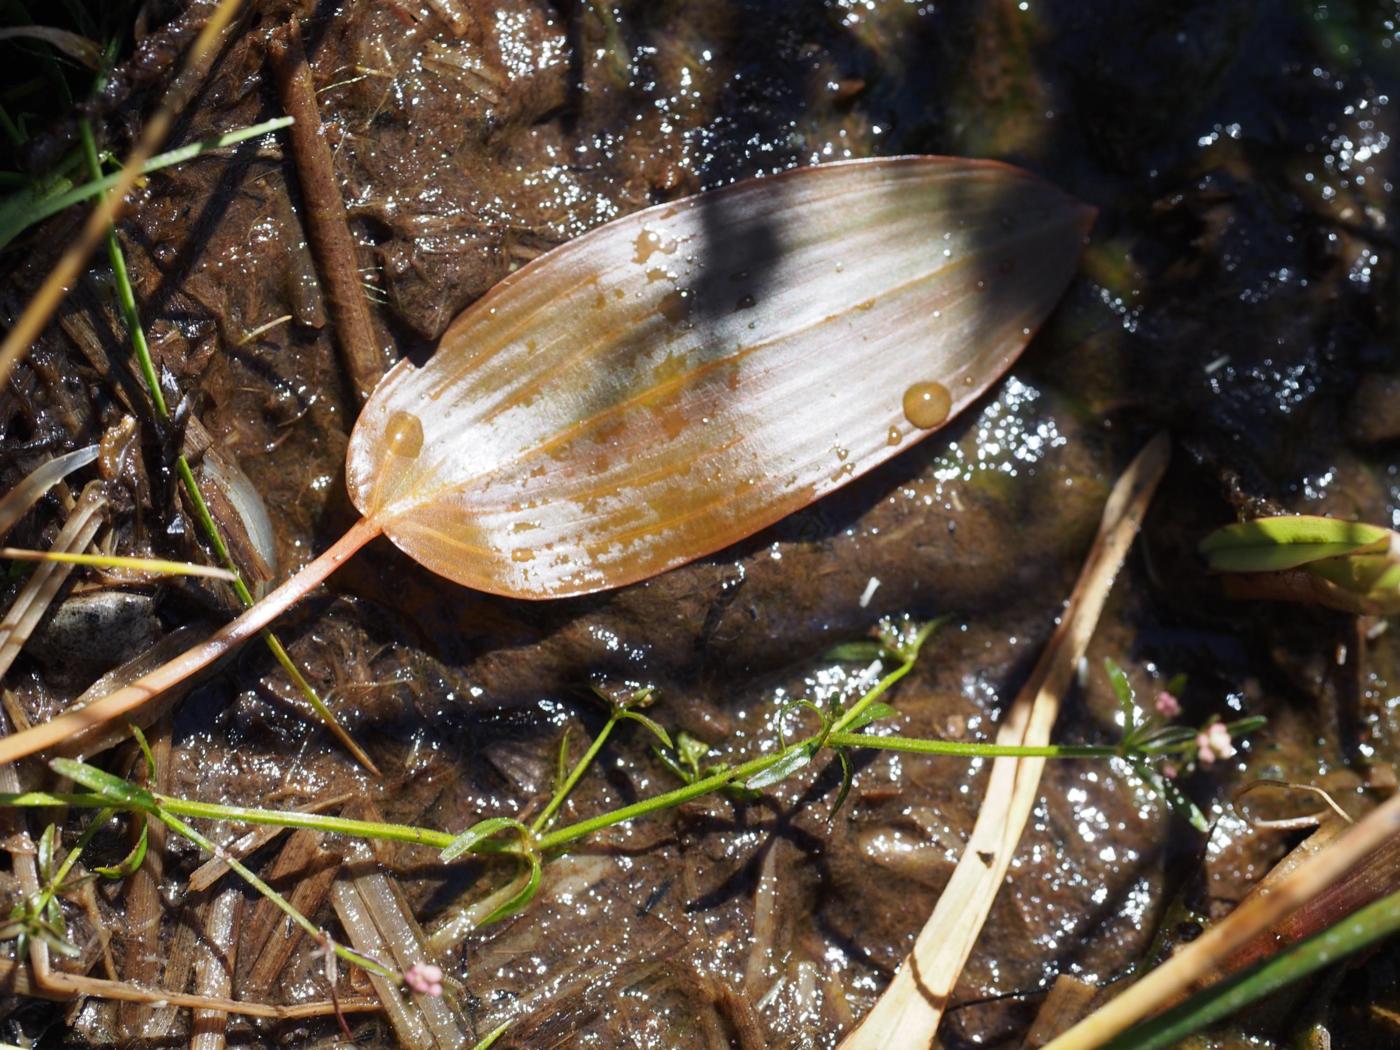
0,156,1093,765
347,156,1094,598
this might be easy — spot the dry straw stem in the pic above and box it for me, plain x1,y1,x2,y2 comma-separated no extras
0,548,237,581
0,0,244,390
840,432,1171,1049
1042,788,1400,1049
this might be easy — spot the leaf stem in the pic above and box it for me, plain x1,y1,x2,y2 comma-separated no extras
531,712,619,834
826,732,1116,759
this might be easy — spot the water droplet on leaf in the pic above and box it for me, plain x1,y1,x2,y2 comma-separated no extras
902,381,952,429
385,411,424,458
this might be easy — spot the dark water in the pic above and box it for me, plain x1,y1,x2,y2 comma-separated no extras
4,1,1400,1046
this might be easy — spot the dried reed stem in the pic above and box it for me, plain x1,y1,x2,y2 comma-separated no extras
1042,788,1400,1047
841,433,1171,1048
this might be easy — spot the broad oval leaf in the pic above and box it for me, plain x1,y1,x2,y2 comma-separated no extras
347,156,1094,598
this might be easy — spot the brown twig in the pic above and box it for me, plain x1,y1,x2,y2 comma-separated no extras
268,18,387,404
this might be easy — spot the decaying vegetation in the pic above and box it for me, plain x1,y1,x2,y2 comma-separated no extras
3,2,1400,1048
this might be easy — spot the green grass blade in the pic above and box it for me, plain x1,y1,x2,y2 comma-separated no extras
0,116,292,249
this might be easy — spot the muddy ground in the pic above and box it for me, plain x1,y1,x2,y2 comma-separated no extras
3,0,1400,1046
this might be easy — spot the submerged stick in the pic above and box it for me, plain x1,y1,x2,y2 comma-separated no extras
0,516,381,765
840,433,1170,1049
268,18,387,403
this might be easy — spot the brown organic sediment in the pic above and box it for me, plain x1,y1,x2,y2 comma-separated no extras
268,18,386,404
0,0,246,391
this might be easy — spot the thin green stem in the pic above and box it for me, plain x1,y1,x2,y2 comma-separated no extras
0,726,1137,859
80,120,166,418
826,732,1117,759
153,806,395,980
531,713,619,834
80,120,375,774
152,794,456,851
537,743,793,852
828,626,935,735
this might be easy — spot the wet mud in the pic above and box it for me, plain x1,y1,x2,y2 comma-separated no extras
3,0,1400,1046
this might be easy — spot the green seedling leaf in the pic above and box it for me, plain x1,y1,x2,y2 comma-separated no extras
93,822,147,879
471,1021,515,1050
843,702,899,733
480,852,543,926
776,699,827,750
1164,672,1188,699
441,817,531,862
37,823,56,879
654,747,694,785
618,709,673,751
830,748,855,822
824,640,887,662
49,759,156,809
1200,515,1392,573
130,723,157,781
657,731,713,783
1226,715,1268,738
1104,658,1137,734
0,117,294,250
676,731,711,772
746,745,815,790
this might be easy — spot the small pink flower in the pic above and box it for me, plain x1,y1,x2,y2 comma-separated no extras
1161,762,1179,780
1195,722,1236,766
1154,691,1181,719
404,961,444,997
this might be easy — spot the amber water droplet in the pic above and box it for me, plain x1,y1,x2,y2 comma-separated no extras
385,410,424,458
902,381,952,429
887,426,902,446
